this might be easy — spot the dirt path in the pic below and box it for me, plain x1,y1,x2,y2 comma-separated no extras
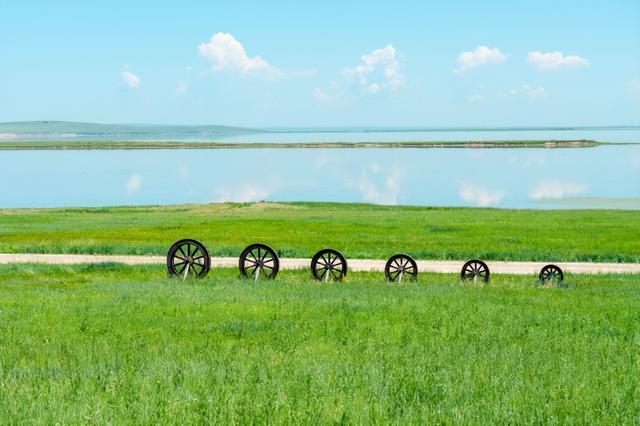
1,253,639,275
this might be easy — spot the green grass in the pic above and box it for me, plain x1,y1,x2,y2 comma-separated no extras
1,264,639,422
1,202,639,263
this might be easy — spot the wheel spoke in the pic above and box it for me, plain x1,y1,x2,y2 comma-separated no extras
178,246,187,259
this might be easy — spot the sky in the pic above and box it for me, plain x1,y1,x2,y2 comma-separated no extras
1,0,639,127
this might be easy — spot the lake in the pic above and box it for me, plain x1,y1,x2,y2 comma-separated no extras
1,144,638,209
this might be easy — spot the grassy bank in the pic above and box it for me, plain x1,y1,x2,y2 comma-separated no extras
0,139,604,150
0,264,639,422
1,202,639,263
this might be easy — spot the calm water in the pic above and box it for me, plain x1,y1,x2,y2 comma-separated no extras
227,128,640,144
1,145,638,209
2,124,640,143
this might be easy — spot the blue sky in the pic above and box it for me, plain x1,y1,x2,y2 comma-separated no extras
1,0,639,127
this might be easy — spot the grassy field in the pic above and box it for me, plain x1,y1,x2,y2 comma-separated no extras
0,264,639,422
1,202,639,263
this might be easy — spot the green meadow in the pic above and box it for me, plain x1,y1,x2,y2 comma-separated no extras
1,202,639,262
0,264,639,423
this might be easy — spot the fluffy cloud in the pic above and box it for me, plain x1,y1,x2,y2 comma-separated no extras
125,173,142,195
529,181,587,200
510,84,548,99
523,84,547,99
313,87,341,103
122,70,141,88
215,184,269,203
632,79,640,97
175,81,188,95
458,183,504,207
467,94,484,103
199,32,273,74
527,51,590,70
454,46,506,74
342,44,405,94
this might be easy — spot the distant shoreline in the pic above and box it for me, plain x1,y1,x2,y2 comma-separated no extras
0,139,615,150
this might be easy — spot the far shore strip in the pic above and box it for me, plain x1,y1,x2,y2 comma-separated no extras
1,253,639,275
0,139,610,150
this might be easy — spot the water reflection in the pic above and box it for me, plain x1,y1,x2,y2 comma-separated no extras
0,146,638,209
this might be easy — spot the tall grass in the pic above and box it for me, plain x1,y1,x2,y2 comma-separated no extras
1,264,639,422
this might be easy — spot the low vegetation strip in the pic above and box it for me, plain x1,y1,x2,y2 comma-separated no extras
0,139,603,150
0,202,638,263
0,264,639,422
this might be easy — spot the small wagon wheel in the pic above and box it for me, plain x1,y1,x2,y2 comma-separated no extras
385,254,418,283
539,264,564,284
239,243,280,280
461,259,490,283
166,239,211,279
311,249,347,282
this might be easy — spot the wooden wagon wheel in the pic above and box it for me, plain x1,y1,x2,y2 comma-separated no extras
239,243,280,280
310,249,347,282
166,239,211,279
385,254,418,282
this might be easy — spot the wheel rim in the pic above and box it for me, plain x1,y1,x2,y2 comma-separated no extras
385,254,418,282
311,249,347,281
539,264,563,283
461,260,489,283
167,239,210,279
239,244,279,280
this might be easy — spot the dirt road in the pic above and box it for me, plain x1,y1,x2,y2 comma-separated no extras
1,253,639,275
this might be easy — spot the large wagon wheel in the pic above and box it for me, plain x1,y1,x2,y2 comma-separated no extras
311,249,347,282
461,259,490,283
385,254,418,283
239,243,280,280
166,239,210,279
539,264,564,284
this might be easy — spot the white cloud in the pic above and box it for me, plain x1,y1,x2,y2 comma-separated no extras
342,44,405,94
529,181,587,200
125,173,142,195
313,87,341,103
510,84,548,99
467,94,484,103
458,183,504,207
357,165,402,205
176,81,188,95
198,32,273,75
631,79,640,97
527,51,590,70
454,46,506,74
122,70,141,88
522,84,547,99
215,184,269,203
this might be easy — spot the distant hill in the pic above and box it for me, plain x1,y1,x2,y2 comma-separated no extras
0,121,262,141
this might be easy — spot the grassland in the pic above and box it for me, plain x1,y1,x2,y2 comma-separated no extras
0,264,639,423
1,202,639,263
0,139,604,150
